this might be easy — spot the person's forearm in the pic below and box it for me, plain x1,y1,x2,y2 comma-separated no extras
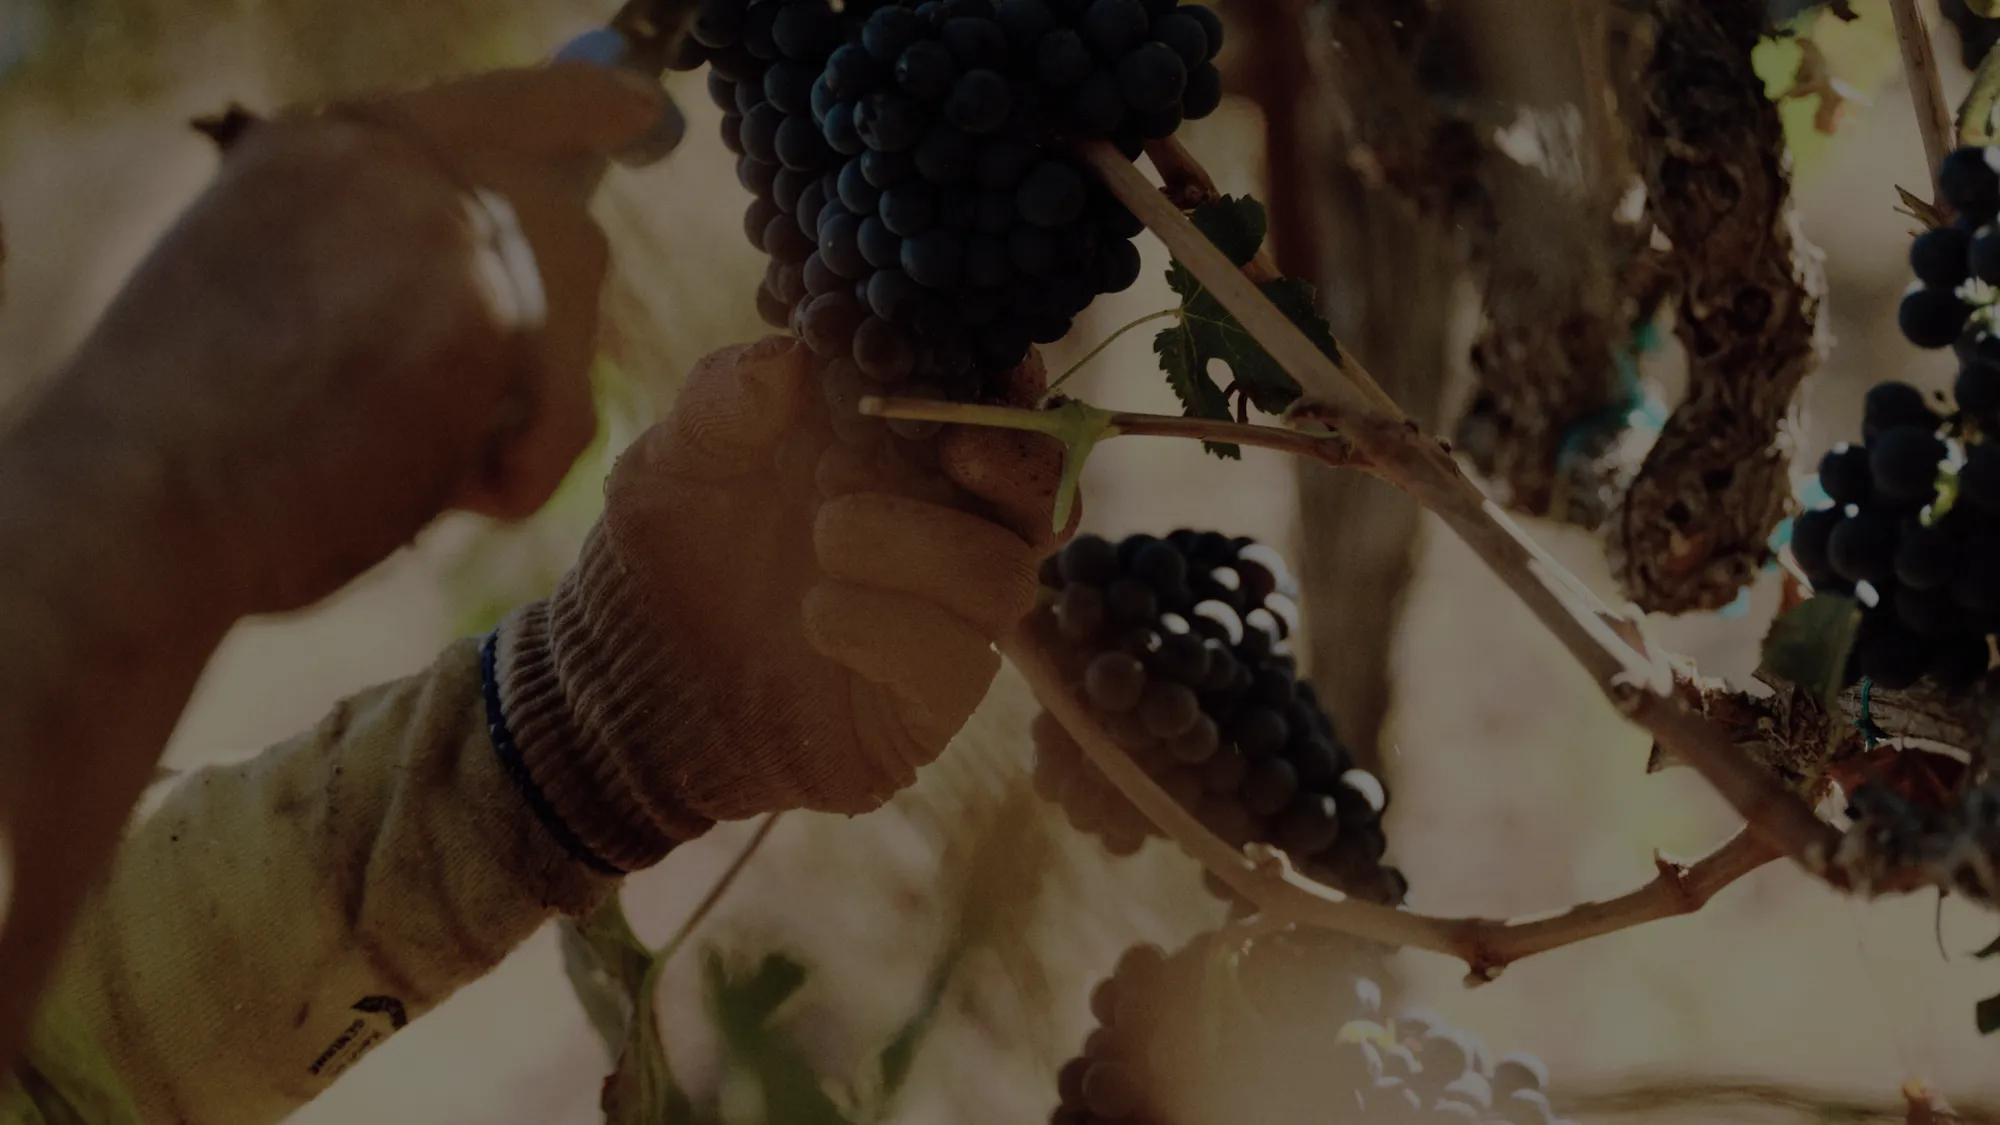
0,384,242,1072
48,636,613,1124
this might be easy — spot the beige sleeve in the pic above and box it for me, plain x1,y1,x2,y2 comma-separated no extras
45,636,619,1125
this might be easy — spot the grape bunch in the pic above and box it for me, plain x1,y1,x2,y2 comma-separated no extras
667,0,1225,407
1790,145,2000,691
1053,929,1569,1125
1896,145,2000,352
1030,529,1407,906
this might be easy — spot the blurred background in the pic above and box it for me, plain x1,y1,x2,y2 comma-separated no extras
4,0,1999,1121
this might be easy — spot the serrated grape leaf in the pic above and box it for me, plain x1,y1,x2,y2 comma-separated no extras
1756,594,1861,712
1188,195,1268,267
1155,195,1341,459
1978,991,2000,1034
705,952,852,1125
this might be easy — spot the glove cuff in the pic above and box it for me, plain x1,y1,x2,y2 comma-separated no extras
491,525,714,874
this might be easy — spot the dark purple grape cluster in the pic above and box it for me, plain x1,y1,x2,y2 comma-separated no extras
1031,530,1406,906
1899,145,2000,351
1793,144,2000,691
668,0,1224,404
1052,929,1569,1125
1789,380,1999,691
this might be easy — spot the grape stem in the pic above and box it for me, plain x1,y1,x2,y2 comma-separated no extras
1041,308,1181,400
1064,137,1858,888
653,812,782,968
1887,0,1954,197
859,394,1353,463
1003,613,1781,979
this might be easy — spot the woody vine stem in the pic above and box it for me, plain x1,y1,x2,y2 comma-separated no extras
865,137,1889,975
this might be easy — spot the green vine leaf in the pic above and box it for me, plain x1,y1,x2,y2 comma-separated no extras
705,952,852,1125
1757,594,1861,712
559,896,701,1125
1153,195,1341,459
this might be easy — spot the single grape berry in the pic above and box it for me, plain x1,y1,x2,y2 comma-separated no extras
1895,521,1962,590
1085,651,1147,712
1165,713,1220,764
799,291,864,355
763,59,819,116
1137,680,1200,737
1275,792,1340,856
1018,160,1088,226
1081,0,1149,56
1116,41,1187,112
1151,11,1209,67
1911,225,1974,290
1817,443,1873,504
1036,27,1094,85
858,217,903,269
693,0,747,49
865,267,923,323
1182,2,1225,57
941,17,1010,68
1129,540,1190,596
879,181,936,236
946,67,1013,132
895,39,957,98
822,102,864,154
1901,287,1973,350
1181,59,1223,118
1059,534,1121,585
772,1,839,59
1869,425,1945,502
1972,232,2000,284
1940,145,2000,222
803,252,844,297
852,316,917,382
863,5,925,61
1227,705,1288,757
1863,381,1939,441
1960,363,2000,419
1241,757,1300,817
1066,70,1126,134
1106,576,1160,624
1827,509,1901,585
1963,444,2000,514
854,93,924,152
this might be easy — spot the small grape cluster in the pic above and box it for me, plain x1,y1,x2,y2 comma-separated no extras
1031,530,1406,906
1053,930,1568,1125
1791,146,2000,690
669,0,1224,407
1789,382,1996,690
1896,145,2000,351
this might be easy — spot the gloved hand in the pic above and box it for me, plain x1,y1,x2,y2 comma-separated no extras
35,64,674,616
493,336,1069,872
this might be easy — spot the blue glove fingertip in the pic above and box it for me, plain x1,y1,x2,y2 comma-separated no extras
548,26,686,167
551,26,636,69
